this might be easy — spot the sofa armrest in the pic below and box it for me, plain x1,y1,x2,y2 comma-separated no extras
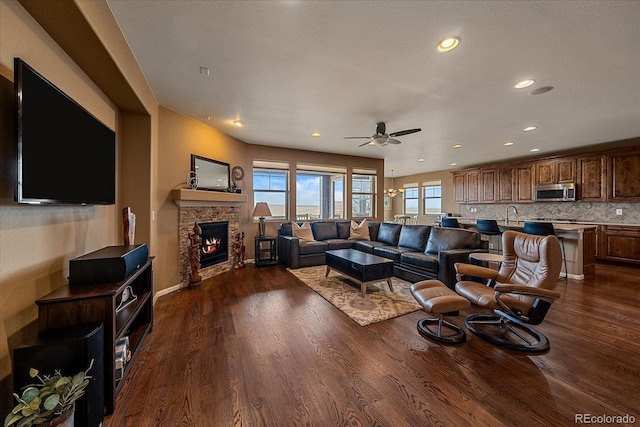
278,235,301,269
437,249,488,289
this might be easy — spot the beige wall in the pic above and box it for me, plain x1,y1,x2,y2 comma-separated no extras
156,107,250,289
0,0,120,383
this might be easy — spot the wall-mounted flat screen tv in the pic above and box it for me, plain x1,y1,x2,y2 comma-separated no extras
15,58,116,205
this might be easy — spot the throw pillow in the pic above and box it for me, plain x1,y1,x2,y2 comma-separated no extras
292,221,315,242
348,219,370,241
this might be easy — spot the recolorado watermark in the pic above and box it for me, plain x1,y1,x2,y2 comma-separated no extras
575,413,636,424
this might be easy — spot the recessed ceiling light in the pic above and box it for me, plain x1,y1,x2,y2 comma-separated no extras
450,163,457,166
530,148,540,152
203,115,211,121
523,126,537,132
515,79,535,89
233,120,244,127
311,132,321,137
199,66,210,76
504,141,514,146
453,144,462,149
418,158,425,162
437,36,461,53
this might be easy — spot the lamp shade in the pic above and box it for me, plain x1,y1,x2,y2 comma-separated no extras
252,202,272,217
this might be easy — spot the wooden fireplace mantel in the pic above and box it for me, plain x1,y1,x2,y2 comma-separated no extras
172,189,248,207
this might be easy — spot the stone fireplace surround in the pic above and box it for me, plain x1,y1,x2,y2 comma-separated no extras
173,189,248,285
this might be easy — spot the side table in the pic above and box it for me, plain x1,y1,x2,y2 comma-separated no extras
255,236,277,267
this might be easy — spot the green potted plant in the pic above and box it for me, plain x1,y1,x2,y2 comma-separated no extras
4,360,93,427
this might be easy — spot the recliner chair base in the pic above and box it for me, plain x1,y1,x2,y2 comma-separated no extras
464,314,550,352
417,316,466,344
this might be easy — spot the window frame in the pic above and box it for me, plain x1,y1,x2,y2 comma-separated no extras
422,181,442,215
351,172,377,219
252,163,290,220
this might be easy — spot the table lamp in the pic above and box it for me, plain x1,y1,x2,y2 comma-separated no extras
252,202,272,237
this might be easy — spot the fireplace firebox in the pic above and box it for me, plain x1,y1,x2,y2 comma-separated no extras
199,221,229,268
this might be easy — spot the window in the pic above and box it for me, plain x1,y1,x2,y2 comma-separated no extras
403,184,419,214
253,161,289,219
296,164,345,220
352,169,376,218
423,181,442,214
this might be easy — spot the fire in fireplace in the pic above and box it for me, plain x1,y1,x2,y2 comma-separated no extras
199,221,229,268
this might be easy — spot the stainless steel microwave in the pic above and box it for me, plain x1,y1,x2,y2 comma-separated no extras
534,183,576,202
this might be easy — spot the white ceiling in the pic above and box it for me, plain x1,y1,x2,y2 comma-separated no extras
106,0,640,177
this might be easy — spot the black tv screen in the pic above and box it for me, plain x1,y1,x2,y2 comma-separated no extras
15,58,116,205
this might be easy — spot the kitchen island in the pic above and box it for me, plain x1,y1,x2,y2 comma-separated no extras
446,219,597,280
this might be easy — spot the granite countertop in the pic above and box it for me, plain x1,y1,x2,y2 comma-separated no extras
445,218,615,232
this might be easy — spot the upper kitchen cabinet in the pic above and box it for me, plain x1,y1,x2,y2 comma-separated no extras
608,148,640,201
452,169,480,203
535,158,576,185
577,154,607,202
515,163,535,203
497,167,515,202
480,169,497,203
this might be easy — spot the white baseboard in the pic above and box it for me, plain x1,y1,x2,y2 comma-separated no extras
153,282,186,304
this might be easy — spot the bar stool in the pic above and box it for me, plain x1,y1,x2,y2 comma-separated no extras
475,219,503,253
441,218,460,228
523,221,568,281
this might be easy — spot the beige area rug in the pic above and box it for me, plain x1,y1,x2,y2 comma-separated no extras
288,265,422,326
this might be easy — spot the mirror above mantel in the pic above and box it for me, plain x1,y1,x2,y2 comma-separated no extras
191,154,230,191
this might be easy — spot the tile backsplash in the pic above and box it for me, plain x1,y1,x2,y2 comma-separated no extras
459,202,639,224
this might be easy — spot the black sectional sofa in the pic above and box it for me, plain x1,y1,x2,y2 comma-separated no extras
278,220,488,289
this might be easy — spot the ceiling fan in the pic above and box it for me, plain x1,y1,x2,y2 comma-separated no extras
344,122,421,147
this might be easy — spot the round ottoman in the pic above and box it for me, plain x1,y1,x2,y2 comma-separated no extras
410,280,471,344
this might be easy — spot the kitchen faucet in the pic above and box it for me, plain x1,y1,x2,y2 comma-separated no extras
506,205,518,224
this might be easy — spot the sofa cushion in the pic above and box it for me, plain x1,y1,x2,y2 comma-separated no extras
326,239,354,250
311,221,339,241
397,225,431,251
299,241,329,254
353,240,387,254
374,246,415,262
292,222,315,242
400,252,439,273
425,227,481,254
367,222,381,241
349,219,371,240
337,221,351,239
376,223,402,245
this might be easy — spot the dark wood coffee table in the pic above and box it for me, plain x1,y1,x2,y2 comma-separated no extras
325,249,395,298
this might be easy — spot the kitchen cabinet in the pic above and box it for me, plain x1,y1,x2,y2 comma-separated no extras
497,167,515,202
467,170,480,203
515,164,535,202
535,158,576,185
452,170,480,203
535,160,556,185
601,225,640,264
480,169,497,203
453,172,466,203
577,155,606,201
608,149,640,201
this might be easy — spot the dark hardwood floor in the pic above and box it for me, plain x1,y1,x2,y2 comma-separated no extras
105,262,640,427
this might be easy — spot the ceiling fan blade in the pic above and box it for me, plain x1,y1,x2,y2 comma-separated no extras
358,139,375,147
386,138,401,145
344,136,371,139
389,128,421,137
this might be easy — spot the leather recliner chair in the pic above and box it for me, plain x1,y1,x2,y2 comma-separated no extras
454,230,562,352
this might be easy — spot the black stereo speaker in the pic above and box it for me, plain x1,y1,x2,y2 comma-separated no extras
69,244,148,285
13,323,105,427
